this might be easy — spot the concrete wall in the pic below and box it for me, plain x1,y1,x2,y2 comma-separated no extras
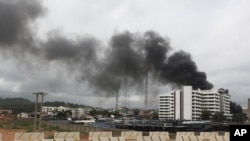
175,90,181,120
43,121,128,136
183,86,192,120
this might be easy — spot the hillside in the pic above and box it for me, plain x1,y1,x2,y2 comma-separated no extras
0,97,89,114
0,97,33,105
43,101,88,108
0,98,34,114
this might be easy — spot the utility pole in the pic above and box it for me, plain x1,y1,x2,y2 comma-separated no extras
33,92,46,131
123,77,129,108
38,92,46,130
145,72,148,111
33,93,39,131
115,88,119,111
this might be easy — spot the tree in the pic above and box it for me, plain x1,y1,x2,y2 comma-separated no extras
54,110,72,120
212,112,226,122
233,113,248,123
151,112,158,119
133,109,140,116
200,109,212,120
89,109,96,116
230,101,248,123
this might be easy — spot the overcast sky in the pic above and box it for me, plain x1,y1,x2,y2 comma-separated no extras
1,0,250,109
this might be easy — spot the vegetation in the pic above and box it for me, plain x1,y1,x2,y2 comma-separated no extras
212,112,226,122
0,98,34,114
43,101,87,108
52,110,72,120
200,109,212,120
230,101,248,123
1,119,70,133
230,101,243,114
233,113,248,123
0,98,89,115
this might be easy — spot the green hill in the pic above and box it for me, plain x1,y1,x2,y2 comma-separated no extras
0,97,33,105
0,98,34,114
43,101,87,108
0,98,89,115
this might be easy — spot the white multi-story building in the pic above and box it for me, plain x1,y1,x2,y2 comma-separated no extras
42,106,88,118
57,106,70,112
159,86,231,120
71,108,87,119
42,106,58,116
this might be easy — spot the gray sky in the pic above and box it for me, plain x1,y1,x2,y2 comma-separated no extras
1,0,250,109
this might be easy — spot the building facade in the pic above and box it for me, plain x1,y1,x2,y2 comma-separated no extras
42,106,58,116
71,108,87,119
42,106,89,119
243,98,250,121
159,86,231,120
0,109,13,122
17,112,29,118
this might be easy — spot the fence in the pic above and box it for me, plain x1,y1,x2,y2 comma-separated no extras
43,121,128,136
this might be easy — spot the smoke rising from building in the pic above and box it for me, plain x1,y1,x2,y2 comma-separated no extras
160,51,213,89
0,0,213,98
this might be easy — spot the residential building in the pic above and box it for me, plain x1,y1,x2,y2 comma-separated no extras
42,106,58,116
17,112,29,118
42,106,88,119
0,109,12,114
0,109,13,122
57,106,70,112
71,108,87,119
159,86,231,120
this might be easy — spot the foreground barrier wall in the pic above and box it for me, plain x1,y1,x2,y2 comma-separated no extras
42,121,228,140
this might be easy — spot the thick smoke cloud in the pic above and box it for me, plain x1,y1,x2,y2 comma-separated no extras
88,31,213,95
0,0,44,46
144,31,171,72
40,32,99,81
0,0,214,98
89,32,144,94
42,33,97,63
160,51,213,89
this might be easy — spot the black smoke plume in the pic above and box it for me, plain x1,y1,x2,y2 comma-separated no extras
0,0,44,46
0,0,213,98
88,31,144,95
88,31,212,95
144,31,171,72
160,51,213,89
40,32,99,81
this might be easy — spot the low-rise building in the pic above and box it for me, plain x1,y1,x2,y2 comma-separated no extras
71,108,87,119
57,106,70,112
17,112,29,118
0,109,13,122
0,109,12,114
42,106,58,116
42,106,88,119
